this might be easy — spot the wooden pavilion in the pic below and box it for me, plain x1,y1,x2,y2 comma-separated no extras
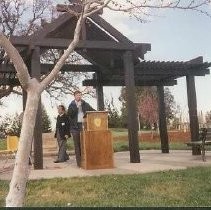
0,6,210,169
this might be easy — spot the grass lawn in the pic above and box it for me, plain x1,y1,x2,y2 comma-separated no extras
110,128,128,138
0,140,6,150
113,141,189,152
0,135,192,153
1,129,193,152
1,167,211,207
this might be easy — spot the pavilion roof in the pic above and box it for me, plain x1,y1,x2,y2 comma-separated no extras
0,12,210,88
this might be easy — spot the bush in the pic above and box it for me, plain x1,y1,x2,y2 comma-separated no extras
41,105,52,133
0,113,22,137
0,105,52,138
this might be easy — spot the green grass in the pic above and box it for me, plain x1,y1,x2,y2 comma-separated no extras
1,167,211,207
113,141,188,152
66,135,187,152
110,128,128,138
1,136,187,153
0,140,6,150
66,138,74,150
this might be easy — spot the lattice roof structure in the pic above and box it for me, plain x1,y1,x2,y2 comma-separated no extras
0,12,210,87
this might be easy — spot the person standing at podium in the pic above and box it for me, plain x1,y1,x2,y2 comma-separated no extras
68,90,95,167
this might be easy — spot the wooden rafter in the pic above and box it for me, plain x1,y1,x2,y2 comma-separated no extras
83,79,177,86
1,59,210,80
29,13,72,41
10,37,136,51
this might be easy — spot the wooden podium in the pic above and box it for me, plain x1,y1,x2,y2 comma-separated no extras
80,111,114,170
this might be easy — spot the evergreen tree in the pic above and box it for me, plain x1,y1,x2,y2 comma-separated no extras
0,105,52,138
41,105,52,133
105,98,123,128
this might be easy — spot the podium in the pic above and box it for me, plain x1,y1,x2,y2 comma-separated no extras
80,111,114,170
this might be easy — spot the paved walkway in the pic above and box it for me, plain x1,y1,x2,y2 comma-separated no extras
1,150,211,180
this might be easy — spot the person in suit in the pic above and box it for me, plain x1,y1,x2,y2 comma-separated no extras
68,90,95,167
54,105,71,163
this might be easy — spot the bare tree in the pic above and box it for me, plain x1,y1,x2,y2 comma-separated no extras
0,0,55,36
40,49,95,101
0,0,210,207
0,0,92,101
0,0,55,99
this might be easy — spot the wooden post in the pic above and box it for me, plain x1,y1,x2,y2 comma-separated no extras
123,51,140,163
157,86,169,153
31,47,43,169
95,72,104,111
22,89,27,111
186,75,200,155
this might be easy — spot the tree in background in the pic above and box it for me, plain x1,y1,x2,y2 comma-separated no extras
0,105,52,137
119,86,179,129
138,87,158,129
205,111,211,126
164,87,176,121
0,113,22,137
0,0,54,99
105,97,123,128
41,105,52,133
0,0,94,101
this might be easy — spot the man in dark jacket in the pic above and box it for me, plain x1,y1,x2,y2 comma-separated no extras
68,90,95,167
54,105,71,163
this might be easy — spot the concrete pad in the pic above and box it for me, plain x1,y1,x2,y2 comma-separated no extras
1,150,211,181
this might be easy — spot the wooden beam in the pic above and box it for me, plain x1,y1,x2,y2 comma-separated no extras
83,79,177,86
94,72,105,111
134,43,151,59
186,75,201,155
157,86,169,153
0,78,177,87
40,64,98,73
90,14,134,44
0,79,20,86
187,56,203,64
31,47,43,169
123,51,140,163
90,15,151,58
1,63,209,77
29,13,72,41
11,37,136,51
89,14,151,58
134,68,210,76
0,63,99,74
186,57,203,155
102,75,171,81
22,89,27,111
5,14,72,60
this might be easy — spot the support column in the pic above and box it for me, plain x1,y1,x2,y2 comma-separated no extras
31,47,43,169
123,51,140,163
95,72,104,111
157,86,169,153
22,89,27,111
33,101,43,169
186,75,200,155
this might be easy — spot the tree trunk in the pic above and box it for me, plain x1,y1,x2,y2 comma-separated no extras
6,87,40,207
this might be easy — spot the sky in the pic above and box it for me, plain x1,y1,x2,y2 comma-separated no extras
0,4,211,127
103,7,211,119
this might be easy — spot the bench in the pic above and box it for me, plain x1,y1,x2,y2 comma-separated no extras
186,128,211,161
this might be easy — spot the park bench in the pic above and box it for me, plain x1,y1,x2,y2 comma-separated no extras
186,128,211,162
